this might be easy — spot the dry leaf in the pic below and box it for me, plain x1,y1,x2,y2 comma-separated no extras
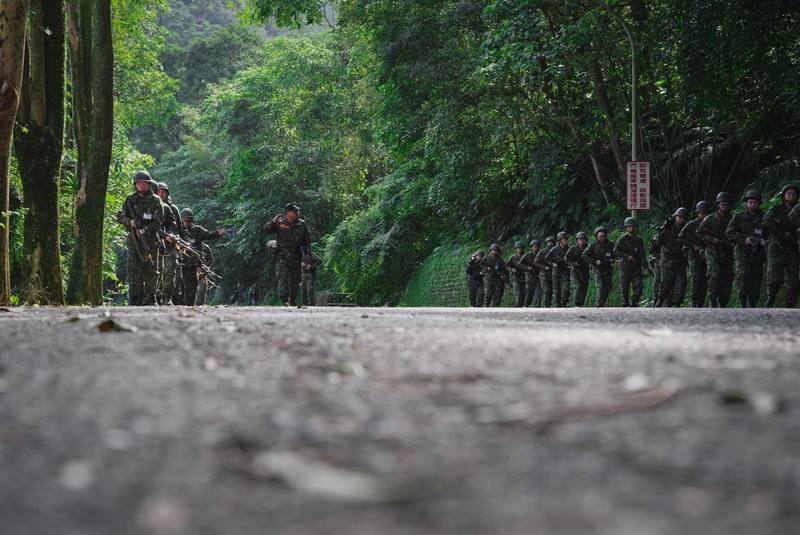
97,319,137,333
252,450,426,504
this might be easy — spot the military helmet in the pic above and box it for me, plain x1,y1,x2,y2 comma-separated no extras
745,190,762,202
545,236,556,244
694,201,711,213
779,183,799,198
556,231,569,240
576,231,588,240
148,178,159,194
285,202,300,213
623,217,637,227
133,170,151,184
530,239,540,246
514,241,525,249
673,207,689,218
157,182,169,192
594,226,608,236
716,192,731,203
180,208,194,219
489,243,500,251
476,250,485,257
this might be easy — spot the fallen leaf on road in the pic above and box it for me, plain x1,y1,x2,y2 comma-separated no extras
252,450,426,504
640,328,673,337
97,319,137,333
476,384,688,428
64,316,81,323
720,390,787,416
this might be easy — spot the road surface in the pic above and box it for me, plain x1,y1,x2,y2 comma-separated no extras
1,306,799,535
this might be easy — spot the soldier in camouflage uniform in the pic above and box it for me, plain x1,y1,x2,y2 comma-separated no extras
614,217,646,307
520,240,542,307
679,201,711,307
157,182,185,305
536,237,556,307
506,242,527,307
655,208,688,307
301,250,322,307
195,242,214,306
726,190,766,307
181,208,226,306
764,184,799,307
566,231,590,307
466,251,485,307
264,203,312,306
697,193,735,307
648,234,662,307
583,227,615,307
480,243,508,307
546,232,571,307
116,171,164,306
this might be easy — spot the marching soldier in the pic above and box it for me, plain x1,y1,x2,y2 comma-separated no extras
195,242,214,305
480,243,508,307
157,182,185,305
679,201,711,307
536,236,556,307
520,240,542,307
566,231,590,307
583,227,615,307
614,217,646,307
116,171,164,306
181,208,226,306
655,208,688,307
264,203,312,306
698,192,735,307
765,184,800,307
466,251,485,307
506,242,527,307
301,250,322,306
726,190,766,307
546,232,571,307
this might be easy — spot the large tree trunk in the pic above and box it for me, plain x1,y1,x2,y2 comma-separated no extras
65,0,113,305
0,0,28,306
589,57,626,180
14,0,65,305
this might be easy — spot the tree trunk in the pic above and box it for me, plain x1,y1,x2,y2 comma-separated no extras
589,57,626,180
65,0,113,305
14,0,66,305
0,0,28,306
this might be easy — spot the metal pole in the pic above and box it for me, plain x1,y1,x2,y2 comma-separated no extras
596,1,638,218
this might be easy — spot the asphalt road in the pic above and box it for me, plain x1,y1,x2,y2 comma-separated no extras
1,306,799,535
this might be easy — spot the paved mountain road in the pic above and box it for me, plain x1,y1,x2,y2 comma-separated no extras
1,306,799,535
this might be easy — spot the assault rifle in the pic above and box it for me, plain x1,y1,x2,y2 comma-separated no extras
125,197,154,264
158,230,223,285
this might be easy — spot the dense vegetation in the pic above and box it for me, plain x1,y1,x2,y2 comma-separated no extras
3,0,800,306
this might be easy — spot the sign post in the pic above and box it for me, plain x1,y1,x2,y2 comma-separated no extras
626,161,650,212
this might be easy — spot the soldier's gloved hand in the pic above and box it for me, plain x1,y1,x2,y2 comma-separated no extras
216,229,226,236
273,214,282,225
745,237,753,246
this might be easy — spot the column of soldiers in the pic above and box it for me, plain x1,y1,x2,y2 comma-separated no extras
117,171,225,306
466,184,800,308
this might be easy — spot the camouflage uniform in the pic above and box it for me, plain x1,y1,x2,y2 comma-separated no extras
161,199,185,304
566,243,590,307
614,233,646,307
678,218,708,307
195,242,214,305
264,215,312,305
182,224,223,306
520,249,542,307
545,242,571,307
648,236,662,307
697,211,734,307
726,207,766,308
465,255,484,307
480,253,507,307
764,201,800,307
656,219,687,307
506,252,527,307
583,237,615,307
116,191,164,306
535,242,554,307
301,252,321,306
